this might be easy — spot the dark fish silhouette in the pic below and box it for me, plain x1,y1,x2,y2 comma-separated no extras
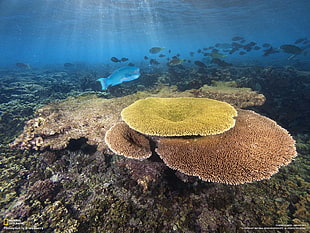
194,60,207,67
149,47,164,54
232,36,244,41
239,51,246,55
167,58,184,66
150,59,160,65
211,58,232,67
127,62,135,66
229,47,239,54
280,44,303,54
197,49,202,53
64,63,74,67
16,63,30,69
294,38,307,44
262,43,271,48
243,42,257,52
231,42,243,49
262,47,279,56
159,54,166,57
144,56,149,60
111,57,121,62
254,46,261,50
121,57,129,62
280,44,304,60
190,52,195,56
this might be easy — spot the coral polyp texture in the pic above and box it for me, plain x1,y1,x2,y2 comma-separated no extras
191,82,266,108
10,85,265,151
156,110,297,184
121,97,238,136
105,122,152,160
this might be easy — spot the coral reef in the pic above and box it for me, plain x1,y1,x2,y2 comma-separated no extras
118,159,167,192
11,84,264,151
105,108,296,184
191,81,266,108
2,66,309,232
156,110,297,184
105,122,152,160
121,97,237,136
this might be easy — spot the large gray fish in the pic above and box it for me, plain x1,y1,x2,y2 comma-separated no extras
97,66,140,90
280,44,304,60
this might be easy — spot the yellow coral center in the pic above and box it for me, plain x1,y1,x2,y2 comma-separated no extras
121,97,237,136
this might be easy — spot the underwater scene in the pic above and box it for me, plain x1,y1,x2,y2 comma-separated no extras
1,0,310,232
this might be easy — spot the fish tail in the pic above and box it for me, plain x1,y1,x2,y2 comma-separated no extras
96,77,108,90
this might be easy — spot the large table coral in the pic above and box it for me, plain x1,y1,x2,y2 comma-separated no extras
11,84,265,151
121,97,237,136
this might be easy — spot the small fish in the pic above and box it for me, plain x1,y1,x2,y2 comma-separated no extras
194,60,207,67
64,62,74,67
144,56,149,60
158,54,166,58
239,51,246,55
197,49,202,53
121,57,129,62
262,43,271,48
149,47,165,54
16,63,30,69
229,48,239,54
189,52,195,56
127,62,135,66
96,66,140,90
211,58,232,67
294,38,307,44
215,43,232,49
231,42,243,48
254,46,261,50
262,47,279,56
150,59,160,65
209,52,227,59
167,58,184,66
111,57,121,62
232,36,244,41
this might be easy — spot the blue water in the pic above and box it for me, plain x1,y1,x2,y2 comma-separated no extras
0,0,309,67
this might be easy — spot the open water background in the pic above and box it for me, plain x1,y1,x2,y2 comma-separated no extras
0,0,309,67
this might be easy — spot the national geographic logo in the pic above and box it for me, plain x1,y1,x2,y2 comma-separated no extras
2,218,44,231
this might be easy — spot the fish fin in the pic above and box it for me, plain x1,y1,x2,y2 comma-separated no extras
96,77,108,90
288,54,297,60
